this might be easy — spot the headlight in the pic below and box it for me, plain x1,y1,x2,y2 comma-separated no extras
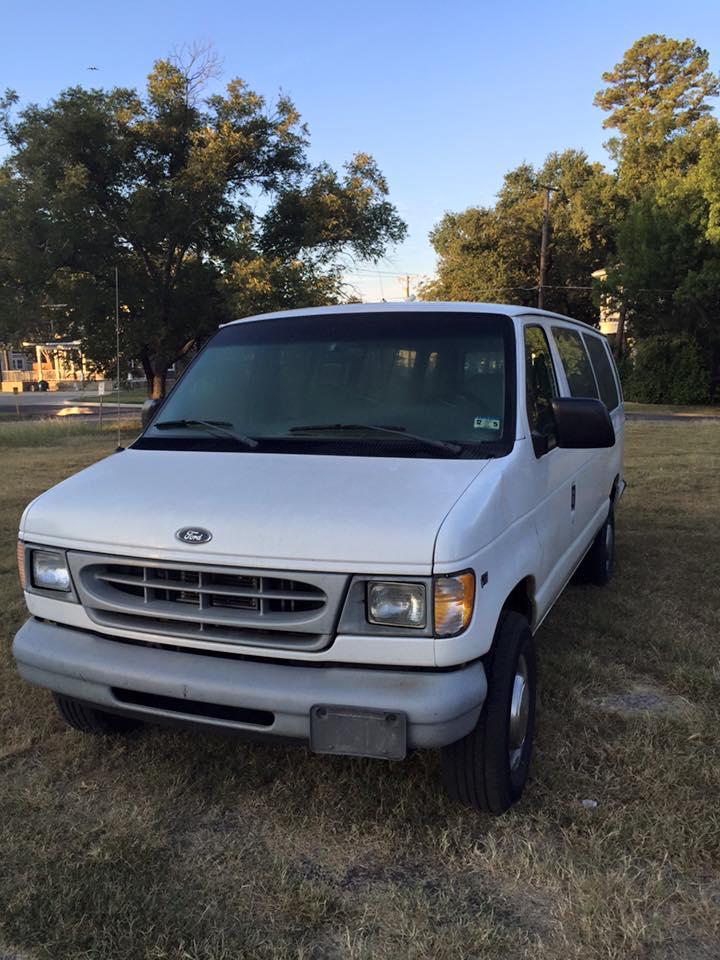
434,572,475,637
31,549,71,592
367,581,426,628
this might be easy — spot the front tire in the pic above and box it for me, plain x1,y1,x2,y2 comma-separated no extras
53,694,142,735
441,611,536,814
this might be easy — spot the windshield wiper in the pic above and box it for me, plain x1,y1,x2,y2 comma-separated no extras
154,419,258,449
289,423,462,455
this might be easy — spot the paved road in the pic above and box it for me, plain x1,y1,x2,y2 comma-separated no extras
625,412,720,423
0,391,141,421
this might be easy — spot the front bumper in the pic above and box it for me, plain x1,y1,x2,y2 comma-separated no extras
13,619,487,755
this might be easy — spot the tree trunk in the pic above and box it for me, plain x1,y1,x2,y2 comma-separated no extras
139,349,155,398
139,347,169,399
150,370,168,399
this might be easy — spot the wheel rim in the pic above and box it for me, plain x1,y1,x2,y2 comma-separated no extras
508,654,530,771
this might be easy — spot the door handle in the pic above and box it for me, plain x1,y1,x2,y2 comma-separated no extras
571,483,576,511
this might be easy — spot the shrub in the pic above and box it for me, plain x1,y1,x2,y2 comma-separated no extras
622,335,711,404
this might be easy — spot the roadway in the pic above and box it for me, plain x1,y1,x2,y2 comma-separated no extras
0,391,141,421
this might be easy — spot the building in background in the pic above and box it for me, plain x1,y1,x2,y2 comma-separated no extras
591,268,621,337
0,339,106,392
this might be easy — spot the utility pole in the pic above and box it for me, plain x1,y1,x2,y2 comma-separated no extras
405,274,411,300
537,185,557,309
115,267,123,450
613,298,626,360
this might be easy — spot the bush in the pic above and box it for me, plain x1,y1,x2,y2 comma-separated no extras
622,335,712,404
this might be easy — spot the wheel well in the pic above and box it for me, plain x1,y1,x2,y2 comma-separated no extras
502,578,534,626
482,579,535,665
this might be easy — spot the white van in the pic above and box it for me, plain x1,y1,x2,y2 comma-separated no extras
13,303,624,813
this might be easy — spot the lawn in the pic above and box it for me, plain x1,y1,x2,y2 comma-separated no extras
70,388,148,404
0,421,719,960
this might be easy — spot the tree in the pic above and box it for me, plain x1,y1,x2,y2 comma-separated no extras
0,50,406,396
0,138,63,347
594,34,719,185
422,150,618,325
593,34,720,387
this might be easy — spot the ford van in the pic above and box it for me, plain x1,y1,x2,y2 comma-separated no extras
13,303,624,813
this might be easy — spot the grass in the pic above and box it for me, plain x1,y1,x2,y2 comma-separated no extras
0,421,719,959
0,418,141,448
71,389,148,404
624,401,720,417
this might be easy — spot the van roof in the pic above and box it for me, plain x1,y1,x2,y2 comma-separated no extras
224,301,598,332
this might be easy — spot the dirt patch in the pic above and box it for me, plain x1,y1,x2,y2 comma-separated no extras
591,683,694,717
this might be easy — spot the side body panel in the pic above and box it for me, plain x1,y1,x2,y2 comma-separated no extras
433,313,624,666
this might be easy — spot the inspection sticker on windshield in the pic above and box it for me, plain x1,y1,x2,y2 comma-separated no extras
474,416,501,431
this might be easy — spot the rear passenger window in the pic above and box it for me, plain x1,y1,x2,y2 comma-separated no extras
552,328,598,398
583,334,620,411
524,325,558,457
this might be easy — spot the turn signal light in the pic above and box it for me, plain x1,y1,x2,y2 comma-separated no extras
434,572,475,637
17,540,26,590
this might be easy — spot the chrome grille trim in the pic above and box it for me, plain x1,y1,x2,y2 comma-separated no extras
67,552,348,652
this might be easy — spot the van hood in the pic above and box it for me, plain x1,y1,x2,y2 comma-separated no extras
21,449,490,574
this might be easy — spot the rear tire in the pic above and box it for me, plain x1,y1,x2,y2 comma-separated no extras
441,611,536,814
581,506,615,586
53,694,142,735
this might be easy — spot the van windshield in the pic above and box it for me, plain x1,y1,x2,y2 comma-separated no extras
137,311,516,458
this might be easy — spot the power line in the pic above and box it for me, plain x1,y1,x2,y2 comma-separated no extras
342,269,427,278
343,271,680,298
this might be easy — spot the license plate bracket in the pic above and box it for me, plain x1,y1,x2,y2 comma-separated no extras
310,705,407,760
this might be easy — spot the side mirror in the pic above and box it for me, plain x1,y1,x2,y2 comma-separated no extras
141,397,162,429
551,397,615,449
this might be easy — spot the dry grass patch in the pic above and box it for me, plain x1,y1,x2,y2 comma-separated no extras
0,420,718,959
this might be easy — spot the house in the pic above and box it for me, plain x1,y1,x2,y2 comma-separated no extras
591,268,620,338
0,339,105,392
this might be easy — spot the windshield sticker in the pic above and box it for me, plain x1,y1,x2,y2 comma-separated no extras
474,416,501,431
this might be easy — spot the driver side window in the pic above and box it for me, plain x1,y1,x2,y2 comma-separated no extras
524,325,558,458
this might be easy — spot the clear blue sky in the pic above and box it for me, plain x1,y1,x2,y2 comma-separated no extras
2,0,720,300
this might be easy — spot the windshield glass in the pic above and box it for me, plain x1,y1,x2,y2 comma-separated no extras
138,311,516,458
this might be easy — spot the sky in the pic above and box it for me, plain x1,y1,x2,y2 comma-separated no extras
2,0,720,301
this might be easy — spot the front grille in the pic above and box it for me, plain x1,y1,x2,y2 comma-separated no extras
95,564,325,615
68,553,347,653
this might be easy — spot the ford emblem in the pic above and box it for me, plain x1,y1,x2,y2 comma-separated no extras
176,527,213,545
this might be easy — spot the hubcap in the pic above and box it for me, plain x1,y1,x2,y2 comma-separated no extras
508,655,530,771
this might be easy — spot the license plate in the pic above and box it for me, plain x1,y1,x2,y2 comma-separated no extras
310,705,407,760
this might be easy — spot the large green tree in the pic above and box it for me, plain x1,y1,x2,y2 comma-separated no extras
594,33,719,187
0,51,406,396
594,36,720,386
422,150,618,325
